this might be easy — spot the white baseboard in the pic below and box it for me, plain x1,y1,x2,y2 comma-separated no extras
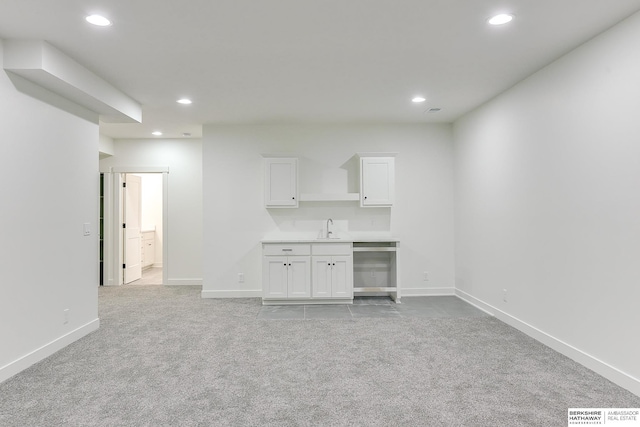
401,287,455,297
201,289,262,298
166,278,202,286
0,318,100,384
455,289,640,397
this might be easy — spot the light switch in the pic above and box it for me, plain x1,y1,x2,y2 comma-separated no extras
83,223,91,236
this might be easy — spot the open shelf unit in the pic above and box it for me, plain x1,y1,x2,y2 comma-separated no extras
352,241,400,302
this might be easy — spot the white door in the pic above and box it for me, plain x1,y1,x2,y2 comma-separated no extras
124,174,142,284
264,158,298,207
361,157,394,206
263,256,288,298
288,256,311,298
331,256,353,298
312,256,332,297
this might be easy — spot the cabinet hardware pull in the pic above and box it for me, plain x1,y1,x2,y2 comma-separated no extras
292,197,295,200
282,249,292,251
288,263,291,266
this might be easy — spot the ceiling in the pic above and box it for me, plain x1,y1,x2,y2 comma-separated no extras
1,1,639,139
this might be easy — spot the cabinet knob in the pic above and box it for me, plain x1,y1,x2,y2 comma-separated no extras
292,197,295,200
327,262,331,266
364,196,367,199
332,263,335,266
288,263,292,266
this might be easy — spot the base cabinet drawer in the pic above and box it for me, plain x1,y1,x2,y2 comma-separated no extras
263,244,311,256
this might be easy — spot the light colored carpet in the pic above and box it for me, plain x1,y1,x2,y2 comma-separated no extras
0,286,638,426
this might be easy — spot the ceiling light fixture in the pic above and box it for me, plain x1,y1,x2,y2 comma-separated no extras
488,13,514,25
85,14,111,26
177,98,192,105
412,96,426,103
152,131,163,136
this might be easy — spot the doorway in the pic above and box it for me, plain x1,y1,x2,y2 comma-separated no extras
124,173,164,285
101,167,169,287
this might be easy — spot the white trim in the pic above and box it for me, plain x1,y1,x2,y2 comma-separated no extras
162,172,169,287
455,289,640,397
401,287,456,296
101,172,115,286
166,279,203,286
110,166,169,173
201,289,262,298
0,319,99,384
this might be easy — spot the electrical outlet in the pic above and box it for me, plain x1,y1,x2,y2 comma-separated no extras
423,271,429,281
502,289,508,303
63,309,69,324
238,273,245,283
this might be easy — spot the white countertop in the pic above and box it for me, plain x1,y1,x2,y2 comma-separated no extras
261,232,399,243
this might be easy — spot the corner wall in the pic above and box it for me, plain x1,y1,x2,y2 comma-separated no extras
0,40,99,382
202,123,455,298
453,12,640,395
99,138,203,284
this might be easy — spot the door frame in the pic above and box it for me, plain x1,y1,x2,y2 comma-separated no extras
102,166,169,286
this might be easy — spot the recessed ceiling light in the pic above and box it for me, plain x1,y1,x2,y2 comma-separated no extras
488,14,514,25
412,96,426,103
85,14,111,26
152,131,163,136
177,98,192,105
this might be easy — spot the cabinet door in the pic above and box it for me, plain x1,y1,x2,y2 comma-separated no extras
361,157,394,206
263,256,288,298
264,158,298,207
288,256,311,297
331,256,353,298
312,256,332,297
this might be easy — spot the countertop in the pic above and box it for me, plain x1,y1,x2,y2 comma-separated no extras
261,233,399,243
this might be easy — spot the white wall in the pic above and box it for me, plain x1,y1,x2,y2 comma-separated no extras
100,139,202,284
202,124,455,297
453,12,640,395
0,40,99,382
135,173,164,266
99,134,115,159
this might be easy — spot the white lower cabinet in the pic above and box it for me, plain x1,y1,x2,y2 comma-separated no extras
312,256,352,298
262,242,353,303
263,256,311,299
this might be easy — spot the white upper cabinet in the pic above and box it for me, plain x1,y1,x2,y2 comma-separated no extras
264,157,298,208
359,154,395,207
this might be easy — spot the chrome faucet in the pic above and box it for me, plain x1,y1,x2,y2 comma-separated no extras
326,218,333,238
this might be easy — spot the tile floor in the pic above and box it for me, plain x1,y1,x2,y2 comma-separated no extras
129,267,163,285
257,296,490,320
